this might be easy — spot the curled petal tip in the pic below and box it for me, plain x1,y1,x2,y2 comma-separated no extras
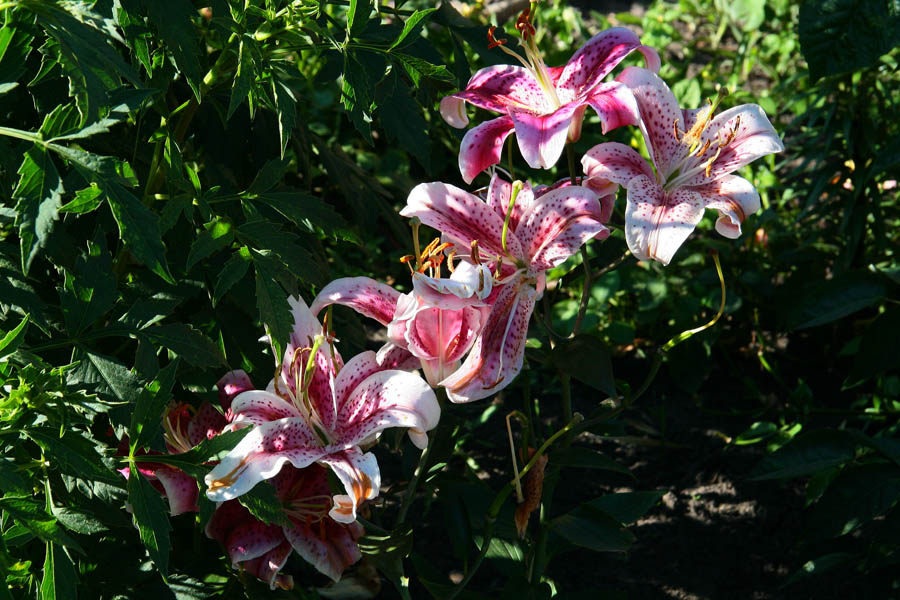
440,96,469,129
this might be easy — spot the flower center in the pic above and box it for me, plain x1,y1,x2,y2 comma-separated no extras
278,337,334,446
663,88,742,191
487,6,561,111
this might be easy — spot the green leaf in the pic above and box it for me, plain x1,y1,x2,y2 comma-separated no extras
228,36,257,120
13,146,63,274
0,460,29,495
252,254,291,358
143,324,225,368
550,446,634,478
246,159,288,195
0,23,34,93
393,53,453,87
271,77,297,158
734,421,779,445
550,335,616,398
137,427,250,480
341,51,383,141
239,221,324,284
0,314,29,360
804,462,900,540
784,553,855,586
749,429,861,480
104,183,174,284
551,505,634,553
127,465,172,576
584,491,664,524
47,143,135,186
136,0,204,99
59,184,103,214
40,542,78,600
186,219,234,272
252,191,353,241
357,524,413,585
347,0,371,39
389,8,437,49
0,497,83,553
129,359,179,452
784,271,885,330
60,238,117,335
716,0,765,32
375,71,430,171
799,0,900,79
69,350,143,407
846,306,900,386
213,249,251,306
237,483,289,527
25,428,121,485
50,507,109,535
49,93,153,142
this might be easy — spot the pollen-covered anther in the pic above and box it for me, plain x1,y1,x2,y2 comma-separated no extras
470,239,482,264
487,25,507,49
446,250,457,272
515,7,536,39
672,118,683,142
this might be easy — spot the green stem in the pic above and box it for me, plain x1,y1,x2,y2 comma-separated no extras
395,421,437,527
447,414,583,600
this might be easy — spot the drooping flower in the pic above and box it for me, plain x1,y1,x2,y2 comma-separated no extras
206,464,364,588
581,67,784,265
310,255,493,387
119,402,227,516
400,175,607,402
440,18,660,183
204,297,440,523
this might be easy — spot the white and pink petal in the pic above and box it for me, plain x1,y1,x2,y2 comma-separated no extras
625,175,705,265
310,277,401,326
318,448,381,524
457,116,516,184
509,104,580,170
692,174,761,239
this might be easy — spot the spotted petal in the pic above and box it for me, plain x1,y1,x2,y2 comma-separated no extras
284,517,363,582
625,175,705,265
217,370,254,411
440,277,538,403
310,277,401,326
515,184,608,271
693,174,761,239
204,417,327,502
154,466,198,516
581,141,655,187
334,357,440,450
242,542,294,590
557,28,658,102
458,115,515,184
230,390,301,428
450,65,555,116
509,103,580,170
403,182,523,262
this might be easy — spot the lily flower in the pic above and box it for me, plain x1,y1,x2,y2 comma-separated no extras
400,175,607,402
204,296,440,523
119,402,227,516
205,464,364,588
581,67,784,265
440,15,659,183
311,238,494,387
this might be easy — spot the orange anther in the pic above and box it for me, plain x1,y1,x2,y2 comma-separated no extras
515,7,536,39
487,25,507,49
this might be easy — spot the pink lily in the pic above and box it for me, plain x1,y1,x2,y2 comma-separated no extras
204,296,440,523
206,464,363,588
400,175,607,402
311,259,493,387
440,21,659,183
581,67,784,265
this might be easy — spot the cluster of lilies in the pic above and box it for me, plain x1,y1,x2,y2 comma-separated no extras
136,9,783,590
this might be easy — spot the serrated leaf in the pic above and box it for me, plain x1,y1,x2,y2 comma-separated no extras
129,359,179,451
228,36,257,119
59,184,103,214
375,71,430,171
70,349,143,406
137,427,250,480
237,482,289,526
252,191,353,241
246,159,288,195
271,77,297,158
253,255,291,357
25,428,121,485
13,145,63,274
550,335,616,398
49,92,154,142
103,183,174,284
47,143,135,186
143,324,225,368
389,8,437,49
0,24,33,91
0,497,83,553
213,249,251,306
341,51,384,141
393,53,453,87
0,459,30,495
347,0,371,39
50,506,109,535
135,0,204,99
40,542,78,600
238,221,324,284
60,238,117,335
0,313,29,360
127,465,172,575
186,219,233,272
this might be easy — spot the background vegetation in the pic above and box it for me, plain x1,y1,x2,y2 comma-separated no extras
0,0,898,598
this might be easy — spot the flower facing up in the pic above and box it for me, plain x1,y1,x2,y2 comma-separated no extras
204,296,440,523
440,13,659,183
582,67,784,265
401,175,608,402
310,249,494,387
205,464,364,589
